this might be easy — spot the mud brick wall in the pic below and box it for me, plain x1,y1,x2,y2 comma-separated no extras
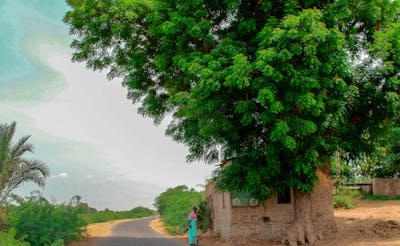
373,178,400,196
206,182,233,238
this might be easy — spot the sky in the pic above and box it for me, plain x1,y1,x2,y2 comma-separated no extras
0,0,216,210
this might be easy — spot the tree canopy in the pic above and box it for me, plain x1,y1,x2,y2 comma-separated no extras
65,0,400,199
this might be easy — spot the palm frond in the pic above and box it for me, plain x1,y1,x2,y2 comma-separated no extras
0,122,15,169
20,159,50,180
0,159,49,203
10,135,33,160
0,122,50,204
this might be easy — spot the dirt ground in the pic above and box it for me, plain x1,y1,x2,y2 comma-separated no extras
320,200,400,246
71,200,400,246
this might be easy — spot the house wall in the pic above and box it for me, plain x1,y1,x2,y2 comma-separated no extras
206,182,233,238
372,178,400,196
205,170,336,245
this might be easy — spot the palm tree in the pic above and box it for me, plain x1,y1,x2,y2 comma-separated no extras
0,122,50,204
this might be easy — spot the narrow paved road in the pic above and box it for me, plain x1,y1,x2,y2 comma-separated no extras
94,217,186,246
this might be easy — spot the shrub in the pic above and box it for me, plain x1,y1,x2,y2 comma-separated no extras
0,228,29,246
197,201,212,231
154,185,204,234
333,187,360,209
7,195,84,246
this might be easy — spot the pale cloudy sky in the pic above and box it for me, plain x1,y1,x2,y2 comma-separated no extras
0,0,215,210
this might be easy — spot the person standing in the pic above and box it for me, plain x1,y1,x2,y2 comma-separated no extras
187,207,198,245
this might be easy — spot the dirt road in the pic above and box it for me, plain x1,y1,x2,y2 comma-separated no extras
70,217,185,246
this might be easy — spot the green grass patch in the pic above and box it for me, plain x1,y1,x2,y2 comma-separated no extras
361,194,400,201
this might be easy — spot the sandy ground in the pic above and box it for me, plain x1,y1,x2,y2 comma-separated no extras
320,200,400,246
70,200,400,246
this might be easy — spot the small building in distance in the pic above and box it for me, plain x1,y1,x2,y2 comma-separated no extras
205,163,336,245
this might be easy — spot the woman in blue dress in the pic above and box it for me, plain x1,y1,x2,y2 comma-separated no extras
187,207,198,245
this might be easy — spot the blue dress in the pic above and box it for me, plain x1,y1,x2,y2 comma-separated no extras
188,216,198,245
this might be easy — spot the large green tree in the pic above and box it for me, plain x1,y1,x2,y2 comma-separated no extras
64,0,400,244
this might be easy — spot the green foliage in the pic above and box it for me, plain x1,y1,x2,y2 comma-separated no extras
0,122,49,204
0,228,29,246
6,194,84,246
359,126,400,178
64,0,400,202
79,206,153,225
331,153,366,184
48,240,63,246
4,194,153,246
333,187,360,209
196,200,211,231
154,185,204,234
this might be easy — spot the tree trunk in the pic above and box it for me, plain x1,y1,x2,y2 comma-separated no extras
286,189,317,246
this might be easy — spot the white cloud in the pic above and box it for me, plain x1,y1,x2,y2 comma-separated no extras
50,172,68,179
17,47,215,186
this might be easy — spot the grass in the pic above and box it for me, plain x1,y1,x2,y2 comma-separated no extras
334,186,400,209
361,194,400,201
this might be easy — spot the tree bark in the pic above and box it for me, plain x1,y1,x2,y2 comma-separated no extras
287,189,317,246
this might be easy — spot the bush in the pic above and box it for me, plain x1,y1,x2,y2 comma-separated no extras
6,195,84,246
197,201,211,231
0,229,29,246
154,185,204,234
333,187,360,209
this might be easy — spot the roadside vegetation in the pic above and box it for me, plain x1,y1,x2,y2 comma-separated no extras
1,192,153,245
154,185,210,234
5,193,83,246
0,121,153,245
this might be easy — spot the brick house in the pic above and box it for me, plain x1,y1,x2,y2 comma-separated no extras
205,168,337,245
